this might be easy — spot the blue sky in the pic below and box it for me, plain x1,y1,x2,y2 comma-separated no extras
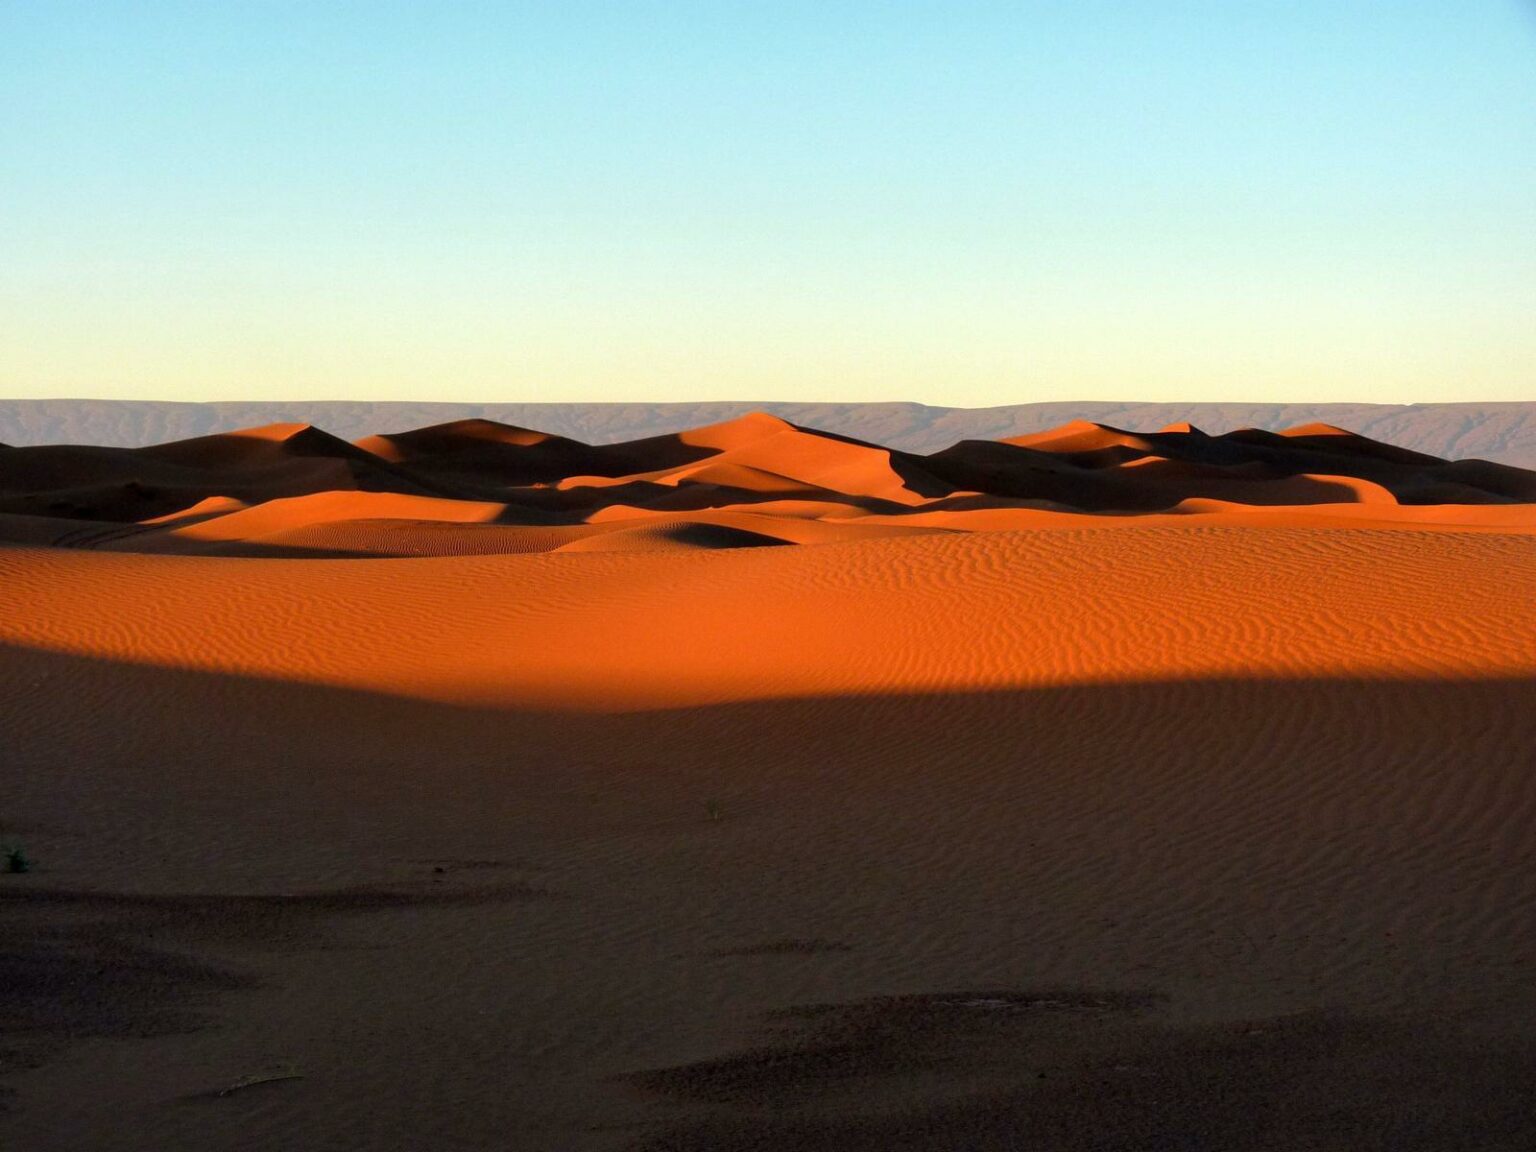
3,1,1533,405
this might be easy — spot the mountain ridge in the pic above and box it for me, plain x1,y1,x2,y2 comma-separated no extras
3,399,1534,467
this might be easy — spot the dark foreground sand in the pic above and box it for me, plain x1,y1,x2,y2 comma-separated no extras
5,663,1536,1150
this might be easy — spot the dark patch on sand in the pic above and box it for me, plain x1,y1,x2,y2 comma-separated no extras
712,938,854,957
0,879,549,947
0,877,548,1105
625,991,1536,1151
624,989,1154,1107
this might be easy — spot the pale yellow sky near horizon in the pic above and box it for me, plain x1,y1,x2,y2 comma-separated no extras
4,3,1533,408
7,221,1530,407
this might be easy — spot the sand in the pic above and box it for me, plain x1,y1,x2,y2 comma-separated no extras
3,415,1536,1150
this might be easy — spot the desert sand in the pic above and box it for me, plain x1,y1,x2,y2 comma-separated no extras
3,414,1536,1150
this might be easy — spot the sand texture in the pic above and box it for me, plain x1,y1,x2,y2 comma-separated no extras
3,415,1536,1150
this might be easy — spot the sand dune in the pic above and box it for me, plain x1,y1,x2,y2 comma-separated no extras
1,413,1533,556
3,414,1536,1149
4,525,1534,712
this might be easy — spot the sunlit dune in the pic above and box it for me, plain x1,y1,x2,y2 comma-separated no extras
1004,418,1162,454
1281,421,1353,437
4,521,1534,711
138,494,249,524
163,490,506,543
355,417,560,462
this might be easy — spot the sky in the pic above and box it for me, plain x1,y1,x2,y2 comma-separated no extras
2,2,1533,407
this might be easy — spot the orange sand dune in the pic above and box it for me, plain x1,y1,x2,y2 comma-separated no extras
1005,418,1163,455
355,417,560,459
5,526,1534,710
157,491,507,543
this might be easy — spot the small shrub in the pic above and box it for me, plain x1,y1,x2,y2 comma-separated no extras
5,846,30,874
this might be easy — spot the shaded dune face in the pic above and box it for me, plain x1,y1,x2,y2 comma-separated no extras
0,413,1533,555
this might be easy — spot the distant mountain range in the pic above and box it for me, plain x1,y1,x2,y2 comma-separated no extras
2,398,1534,467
